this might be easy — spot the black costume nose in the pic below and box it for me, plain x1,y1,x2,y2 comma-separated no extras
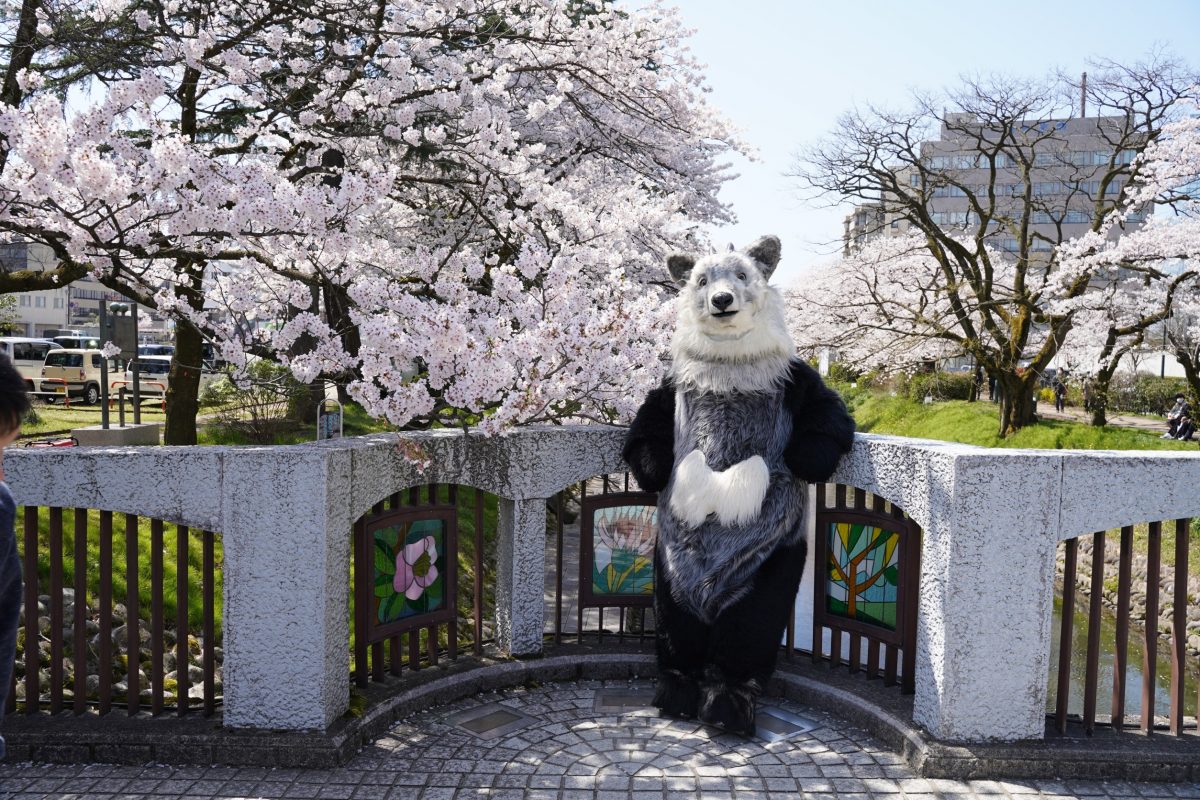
711,292,734,311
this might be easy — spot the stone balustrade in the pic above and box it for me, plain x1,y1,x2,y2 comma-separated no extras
8,428,1200,743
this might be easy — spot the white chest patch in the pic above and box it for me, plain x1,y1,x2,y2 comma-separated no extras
668,448,771,529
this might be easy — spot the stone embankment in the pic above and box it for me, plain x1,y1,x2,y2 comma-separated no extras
1059,533,1200,657
12,588,222,707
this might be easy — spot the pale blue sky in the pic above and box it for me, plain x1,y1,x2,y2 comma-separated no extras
664,0,1200,286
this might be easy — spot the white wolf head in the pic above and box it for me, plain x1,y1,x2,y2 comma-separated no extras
668,235,795,394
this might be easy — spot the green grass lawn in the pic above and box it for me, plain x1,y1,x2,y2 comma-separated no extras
19,398,166,440
851,392,1197,451
197,401,392,445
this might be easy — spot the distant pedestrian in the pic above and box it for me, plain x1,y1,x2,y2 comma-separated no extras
0,353,30,759
1082,379,1092,412
1053,375,1067,412
987,373,997,402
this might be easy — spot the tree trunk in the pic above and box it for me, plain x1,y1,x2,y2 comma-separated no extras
323,280,360,406
997,371,1038,436
165,320,203,445
1088,363,1122,427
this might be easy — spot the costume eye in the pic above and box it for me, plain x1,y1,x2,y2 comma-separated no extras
737,272,746,280
698,276,707,287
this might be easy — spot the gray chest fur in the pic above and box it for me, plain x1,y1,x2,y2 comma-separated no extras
658,386,805,621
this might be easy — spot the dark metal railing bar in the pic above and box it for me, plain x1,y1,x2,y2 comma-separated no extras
1055,537,1078,733
1112,525,1133,730
473,488,484,656
389,636,402,677
1143,521,1162,735
175,525,189,715
427,624,438,667
48,507,64,714
447,485,459,662
408,628,420,672
866,639,880,680
555,491,564,644
1083,531,1106,734
352,516,369,689
1170,518,1189,735
97,510,113,716
72,508,87,715
150,518,165,715
202,531,216,717
578,481,587,644
22,507,38,714
125,513,140,716
372,640,384,682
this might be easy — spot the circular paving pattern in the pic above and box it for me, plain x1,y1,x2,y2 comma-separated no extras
2,679,1200,799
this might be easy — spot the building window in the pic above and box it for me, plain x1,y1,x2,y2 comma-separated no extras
34,296,45,308
909,174,921,187
53,297,63,309
19,295,28,307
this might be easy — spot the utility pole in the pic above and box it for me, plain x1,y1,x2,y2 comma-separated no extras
1080,72,1087,118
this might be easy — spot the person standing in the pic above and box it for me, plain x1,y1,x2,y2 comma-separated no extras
1053,375,1067,413
0,353,30,759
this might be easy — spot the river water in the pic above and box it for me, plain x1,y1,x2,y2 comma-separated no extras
1048,593,1194,718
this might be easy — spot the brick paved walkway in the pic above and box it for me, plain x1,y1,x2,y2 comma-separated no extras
3,679,1200,800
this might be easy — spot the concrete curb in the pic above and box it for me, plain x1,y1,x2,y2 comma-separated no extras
5,647,1200,781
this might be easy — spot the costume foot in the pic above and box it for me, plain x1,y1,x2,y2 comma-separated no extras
653,670,700,719
698,679,759,737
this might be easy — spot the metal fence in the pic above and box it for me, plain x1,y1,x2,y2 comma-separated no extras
9,507,221,718
1051,518,1195,735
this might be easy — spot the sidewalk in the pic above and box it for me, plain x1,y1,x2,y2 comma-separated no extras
3,679,1198,800
1037,406,1168,433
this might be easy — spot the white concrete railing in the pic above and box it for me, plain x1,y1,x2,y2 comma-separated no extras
8,427,1200,742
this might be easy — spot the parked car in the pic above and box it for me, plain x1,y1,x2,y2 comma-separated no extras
0,337,62,391
138,343,174,357
122,355,220,398
52,334,102,351
39,349,117,405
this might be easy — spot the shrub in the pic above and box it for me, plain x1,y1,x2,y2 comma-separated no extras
904,371,974,402
208,359,310,443
1100,374,1193,416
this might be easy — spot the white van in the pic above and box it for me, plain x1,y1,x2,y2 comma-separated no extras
53,335,102,351
0,337,62,390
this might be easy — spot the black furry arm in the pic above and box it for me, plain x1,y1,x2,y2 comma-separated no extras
621,380,676,493
783,360,856,482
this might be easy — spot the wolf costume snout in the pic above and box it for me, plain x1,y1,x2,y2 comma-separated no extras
623,235,854,736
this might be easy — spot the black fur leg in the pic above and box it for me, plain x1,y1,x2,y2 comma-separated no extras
653,669,701,719
698,675,760,737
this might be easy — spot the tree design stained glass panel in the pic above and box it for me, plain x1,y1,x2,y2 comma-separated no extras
825,521,900,630
372,519,446,624
591,505,656,597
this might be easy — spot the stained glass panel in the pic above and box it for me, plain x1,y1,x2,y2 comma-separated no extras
591,505,656,597
825,521,900,630
372,519,446,624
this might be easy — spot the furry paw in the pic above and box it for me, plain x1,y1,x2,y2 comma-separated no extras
698,680,759,737
670,449,715,528
713,455,770,526
654,670,701,719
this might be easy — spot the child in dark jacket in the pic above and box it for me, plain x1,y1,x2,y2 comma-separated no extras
0,353,31,759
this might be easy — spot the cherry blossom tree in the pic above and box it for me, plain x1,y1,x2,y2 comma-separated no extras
1056,109,1200,417
0,0,741,442
792,56,1197,435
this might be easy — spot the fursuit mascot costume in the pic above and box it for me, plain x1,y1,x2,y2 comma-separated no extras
622,235,855,735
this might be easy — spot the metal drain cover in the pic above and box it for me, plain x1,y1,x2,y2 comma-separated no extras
445,703,536,740
593,688,655,712
755,706,818,742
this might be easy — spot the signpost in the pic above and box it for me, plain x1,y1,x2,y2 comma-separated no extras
317,399,343,441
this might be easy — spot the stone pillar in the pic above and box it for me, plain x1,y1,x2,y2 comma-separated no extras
219,448,351,730
495,496,548,656
910,451,1062,742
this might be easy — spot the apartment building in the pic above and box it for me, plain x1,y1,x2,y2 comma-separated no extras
0,241,168,338
842,113,1147,255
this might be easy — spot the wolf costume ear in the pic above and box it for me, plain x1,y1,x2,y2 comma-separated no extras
744,236,781,278
666,253,696,283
